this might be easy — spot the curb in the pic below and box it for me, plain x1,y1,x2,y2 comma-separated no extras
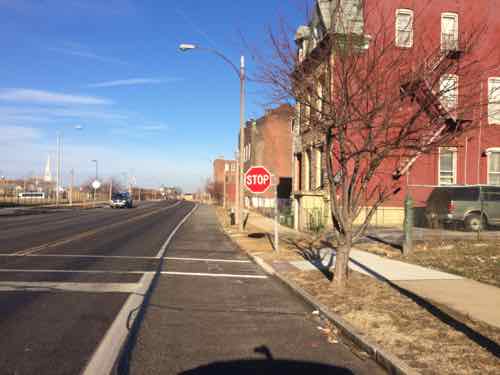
220,220,419,375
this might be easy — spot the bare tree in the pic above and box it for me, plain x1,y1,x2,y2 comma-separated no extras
256,1,495,288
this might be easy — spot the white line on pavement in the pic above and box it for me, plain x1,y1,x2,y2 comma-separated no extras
0,282,140,293
2,254,158,259
82,272,155,375
0,269,152,275
165,256,251,263
83,203,198,375
161,271,268,279
155,204,199,258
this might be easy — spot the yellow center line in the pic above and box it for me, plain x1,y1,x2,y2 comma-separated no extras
12,202,182,256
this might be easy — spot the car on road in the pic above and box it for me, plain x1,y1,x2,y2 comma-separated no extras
425,185,500,231
110,192,133,208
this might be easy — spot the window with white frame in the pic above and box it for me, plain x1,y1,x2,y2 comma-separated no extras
441,13,459,51
395,9,413,48
488,77,500,125
488,150,500,185
439,147,457,185
316,82,323,113
304,149,312,191
315,148,323,189
440,74,458,110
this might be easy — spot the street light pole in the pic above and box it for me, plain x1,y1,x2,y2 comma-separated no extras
179,44,246,231
238,56,245,231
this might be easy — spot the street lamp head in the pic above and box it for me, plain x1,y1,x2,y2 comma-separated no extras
179,43,197,52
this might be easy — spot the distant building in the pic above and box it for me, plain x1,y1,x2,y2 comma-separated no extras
242,104,293,209
213,158,237,208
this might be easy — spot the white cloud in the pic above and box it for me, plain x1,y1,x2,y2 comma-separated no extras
48,45,128,65
87,78,164,88
0,89,112,105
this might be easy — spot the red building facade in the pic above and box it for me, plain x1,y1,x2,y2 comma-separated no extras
213,158,237,208
242,105,293,208
292,0,500,230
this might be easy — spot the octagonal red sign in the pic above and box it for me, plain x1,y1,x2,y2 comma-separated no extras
244,166,272,194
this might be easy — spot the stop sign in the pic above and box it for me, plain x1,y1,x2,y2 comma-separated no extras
245,166,272,194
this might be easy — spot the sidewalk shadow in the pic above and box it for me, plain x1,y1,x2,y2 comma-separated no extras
179,345,353,375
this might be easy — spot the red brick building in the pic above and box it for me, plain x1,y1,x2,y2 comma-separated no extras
242,104,293,208
212,158,237,208
292,0,500,230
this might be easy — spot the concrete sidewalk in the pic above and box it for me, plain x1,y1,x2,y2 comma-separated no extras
247,210,500,329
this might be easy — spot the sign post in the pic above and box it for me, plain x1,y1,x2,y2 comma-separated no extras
272,175,279,253
92,180,101,208
244,166,278,251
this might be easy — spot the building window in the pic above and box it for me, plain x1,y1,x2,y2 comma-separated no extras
315,148,323,189
488,150,500,185
316,82,323,113
395,9,413,48
304,149,312,191
440,74,458,110
296,153,303,191
439,147,457,185
488,77,500,125
441,13,459,51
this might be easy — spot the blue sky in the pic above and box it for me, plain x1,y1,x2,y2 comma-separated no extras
0,0,307,192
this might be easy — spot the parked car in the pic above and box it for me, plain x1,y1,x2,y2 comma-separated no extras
110,192,133,208
425,185,500,231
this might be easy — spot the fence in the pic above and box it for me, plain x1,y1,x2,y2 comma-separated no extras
0,190,110,208
251,198,294,229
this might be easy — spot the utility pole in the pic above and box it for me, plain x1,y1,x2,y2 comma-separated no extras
223,163,227,208
109,179,113,201
237,55,245,231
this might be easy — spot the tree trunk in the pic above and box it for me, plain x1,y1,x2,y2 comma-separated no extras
333,244,350,288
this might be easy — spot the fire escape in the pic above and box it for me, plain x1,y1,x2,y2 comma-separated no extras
394,36,471,179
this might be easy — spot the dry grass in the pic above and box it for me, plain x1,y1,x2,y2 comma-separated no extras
287,270,500,375
395,241,500,288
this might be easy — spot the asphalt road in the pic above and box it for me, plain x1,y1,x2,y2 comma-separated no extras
0,202,386,375
0,200,194,375
125,205,386,375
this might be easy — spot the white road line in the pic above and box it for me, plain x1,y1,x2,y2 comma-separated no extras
0,269,152,275
82,272,154,375
0,282,140,293
83,203,198,375
161,271,268,279
155,204,199,258
2,254,158,260
165,256,251,263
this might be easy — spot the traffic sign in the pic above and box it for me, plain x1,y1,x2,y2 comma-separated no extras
244,166,272,194
92,180,101,190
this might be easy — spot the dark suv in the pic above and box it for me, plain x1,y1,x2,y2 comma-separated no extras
110,192,133,209
425,185,500,231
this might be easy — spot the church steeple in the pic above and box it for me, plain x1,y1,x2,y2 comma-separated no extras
43,155,52,182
